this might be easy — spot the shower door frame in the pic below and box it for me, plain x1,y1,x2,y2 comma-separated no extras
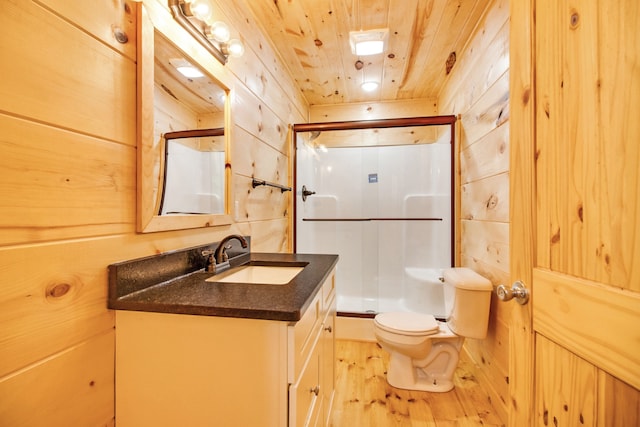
292,115,458,316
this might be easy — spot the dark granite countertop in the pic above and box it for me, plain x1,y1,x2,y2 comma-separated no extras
108,252,338,322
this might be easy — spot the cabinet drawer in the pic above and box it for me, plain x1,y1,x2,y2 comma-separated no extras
289,346,321,427
289,290,322,381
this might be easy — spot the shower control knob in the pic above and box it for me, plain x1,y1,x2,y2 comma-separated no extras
497,281,529,305
301,185,316,202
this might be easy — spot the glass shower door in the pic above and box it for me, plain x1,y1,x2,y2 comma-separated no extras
295,122,453,316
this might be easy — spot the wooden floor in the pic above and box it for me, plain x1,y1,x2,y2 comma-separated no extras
330,340,504,427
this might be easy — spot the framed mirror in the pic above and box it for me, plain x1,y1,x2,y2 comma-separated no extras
137,0,232,232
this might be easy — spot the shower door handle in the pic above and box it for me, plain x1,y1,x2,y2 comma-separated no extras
301,185,316,202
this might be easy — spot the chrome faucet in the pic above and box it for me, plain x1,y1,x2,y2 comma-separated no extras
213,234,248,264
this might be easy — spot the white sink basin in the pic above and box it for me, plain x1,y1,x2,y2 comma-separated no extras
206,265,304,285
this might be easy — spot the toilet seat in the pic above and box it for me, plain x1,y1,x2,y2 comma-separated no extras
374,312,440,336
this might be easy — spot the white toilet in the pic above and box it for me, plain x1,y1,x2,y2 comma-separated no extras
373,267,492,392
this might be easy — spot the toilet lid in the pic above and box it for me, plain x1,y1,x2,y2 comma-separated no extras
374,312,440,336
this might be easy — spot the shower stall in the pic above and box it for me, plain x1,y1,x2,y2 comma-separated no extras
294,116,456,318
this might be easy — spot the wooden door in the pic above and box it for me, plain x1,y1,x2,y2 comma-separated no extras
509,0,640,426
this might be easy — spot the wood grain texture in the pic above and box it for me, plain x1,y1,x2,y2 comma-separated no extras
507,0,535,424
533,268,640,390
217,0,309,119
461,173,509,222
528,1,640,425
239,0,494,105
310,99,437,123
0,331,115,427
330,340,504,426
535,0,640,291
597,370,640,426
36,0,137,61
460,220,509,273
0,0,136,144
0,114,136,246
460,124,509,184
438,0,511,422
535,334,597,427
0,0,304,424
438,0,509,114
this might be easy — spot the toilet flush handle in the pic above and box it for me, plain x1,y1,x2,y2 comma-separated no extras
496,281,529,305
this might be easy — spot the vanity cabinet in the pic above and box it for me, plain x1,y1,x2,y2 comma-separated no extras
115,268,336,427
289,267,336,426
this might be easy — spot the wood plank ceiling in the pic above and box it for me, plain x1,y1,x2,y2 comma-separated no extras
242,0,492,106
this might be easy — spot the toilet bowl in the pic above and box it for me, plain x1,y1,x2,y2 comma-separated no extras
374,267,492,392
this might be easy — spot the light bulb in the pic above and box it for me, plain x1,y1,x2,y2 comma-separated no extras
209,21,230,43
189,0,212,21
225,39,245,58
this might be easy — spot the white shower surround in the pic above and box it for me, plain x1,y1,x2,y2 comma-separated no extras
296,135,452,317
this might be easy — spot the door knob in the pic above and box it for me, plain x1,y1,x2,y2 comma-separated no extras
496,281,529,305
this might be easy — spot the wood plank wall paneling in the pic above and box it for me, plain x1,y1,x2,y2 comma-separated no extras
232,84,290,155
216,0,308,121
0,0,136,145
36,0,137,61
0,0,306,424
438,0,510,423
309,98,437,123
438,0,509,113
0,115,137,245
0,331,116,427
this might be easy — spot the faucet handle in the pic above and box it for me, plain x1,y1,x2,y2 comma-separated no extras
219,244,234,262
201,250,216,272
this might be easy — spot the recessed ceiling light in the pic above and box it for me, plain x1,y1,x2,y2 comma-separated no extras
349,29,389,56
361,81,379,92
169,58,205,78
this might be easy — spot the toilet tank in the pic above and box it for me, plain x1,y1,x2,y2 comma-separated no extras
442,268,493,339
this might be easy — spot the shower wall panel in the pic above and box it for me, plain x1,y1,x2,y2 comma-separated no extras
296,139,452,314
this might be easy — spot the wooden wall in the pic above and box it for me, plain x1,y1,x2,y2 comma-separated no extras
0,0,306,425
438,0,510,422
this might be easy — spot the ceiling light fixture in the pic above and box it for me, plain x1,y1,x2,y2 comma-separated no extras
168,0,244,65
169,58,205,78
361,81,379,92
349,29,389,56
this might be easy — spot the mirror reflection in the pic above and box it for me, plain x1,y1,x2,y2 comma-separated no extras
137,0,232,232
153,30,227,216
159,128,225,215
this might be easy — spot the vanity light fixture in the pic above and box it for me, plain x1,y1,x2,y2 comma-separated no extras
168,0,244,65
349,28,389,56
